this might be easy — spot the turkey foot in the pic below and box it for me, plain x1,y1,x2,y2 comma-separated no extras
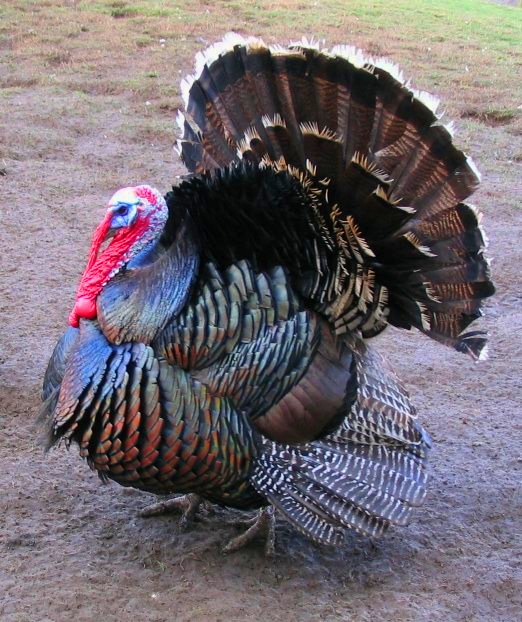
140,493,203,531
223,506,276,556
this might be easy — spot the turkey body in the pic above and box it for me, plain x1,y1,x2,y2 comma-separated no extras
40,35,494,547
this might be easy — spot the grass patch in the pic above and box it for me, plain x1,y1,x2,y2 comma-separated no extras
461,108,519,127
45,49,72,66
85,1,183,18
1,0,520,175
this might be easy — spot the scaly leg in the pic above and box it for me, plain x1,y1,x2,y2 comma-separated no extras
140,494,203,531
222,506,276,556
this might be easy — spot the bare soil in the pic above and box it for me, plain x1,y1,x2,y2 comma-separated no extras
1,2,521,621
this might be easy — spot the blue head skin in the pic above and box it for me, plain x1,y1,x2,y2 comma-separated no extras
107,187,142,230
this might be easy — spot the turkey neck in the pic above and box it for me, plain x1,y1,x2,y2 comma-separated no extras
96,219,200,345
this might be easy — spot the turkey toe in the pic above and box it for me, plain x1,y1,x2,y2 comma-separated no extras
140,493,203,530
222,506,276,556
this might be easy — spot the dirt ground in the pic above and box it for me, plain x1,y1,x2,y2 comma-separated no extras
1,1,521,621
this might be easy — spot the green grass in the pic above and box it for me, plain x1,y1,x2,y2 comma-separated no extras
92,1,183,19
1,0,520,126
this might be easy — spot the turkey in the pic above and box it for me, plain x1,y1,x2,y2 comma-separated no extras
39,34,494,554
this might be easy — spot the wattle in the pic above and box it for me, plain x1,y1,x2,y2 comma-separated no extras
68,210,155,329
68,296,97,327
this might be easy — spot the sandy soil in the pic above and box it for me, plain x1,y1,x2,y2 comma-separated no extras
1,10,521,622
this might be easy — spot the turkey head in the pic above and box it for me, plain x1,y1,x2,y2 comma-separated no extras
69,185,199,344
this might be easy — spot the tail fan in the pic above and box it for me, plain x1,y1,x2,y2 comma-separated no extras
250,335,430,545
176,34,494,359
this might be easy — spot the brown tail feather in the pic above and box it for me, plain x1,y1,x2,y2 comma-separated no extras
177,34,494,359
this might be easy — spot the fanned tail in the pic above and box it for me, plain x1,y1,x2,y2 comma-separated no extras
251,335,430,545
177,33,494,359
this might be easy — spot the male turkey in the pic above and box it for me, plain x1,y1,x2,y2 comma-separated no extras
40,34,494,554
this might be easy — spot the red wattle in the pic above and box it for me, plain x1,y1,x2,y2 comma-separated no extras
76,296,97,319
68,296,97,327
68,310,79,328
68,210,151,328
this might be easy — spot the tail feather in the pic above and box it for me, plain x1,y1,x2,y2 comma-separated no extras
177,34,494,358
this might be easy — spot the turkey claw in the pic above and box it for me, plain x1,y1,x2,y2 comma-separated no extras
222,506,276,556
140,493,203,531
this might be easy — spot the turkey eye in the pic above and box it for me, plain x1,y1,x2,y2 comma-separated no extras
117,205,129,216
